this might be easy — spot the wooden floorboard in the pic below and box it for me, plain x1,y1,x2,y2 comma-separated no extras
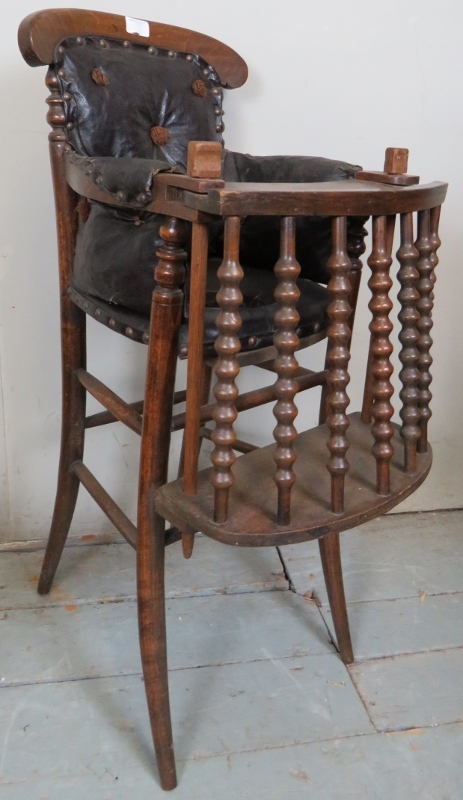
1,510,462,795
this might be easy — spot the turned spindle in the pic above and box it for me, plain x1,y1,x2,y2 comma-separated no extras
326,217,352,514
397,213,420,474
416,207,441,453
272,217,300,526
210,216,243,523
320,216,367,426
368,216,394,495
361,216,395,425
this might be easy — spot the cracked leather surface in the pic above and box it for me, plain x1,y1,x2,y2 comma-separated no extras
65,151,182,208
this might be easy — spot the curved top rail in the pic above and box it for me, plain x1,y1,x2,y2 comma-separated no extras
184,179,448,217
18,8,248,89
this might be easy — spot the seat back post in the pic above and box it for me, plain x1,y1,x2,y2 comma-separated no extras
37,66,87,595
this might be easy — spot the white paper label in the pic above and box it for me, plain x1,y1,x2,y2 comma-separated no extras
125,16,150,37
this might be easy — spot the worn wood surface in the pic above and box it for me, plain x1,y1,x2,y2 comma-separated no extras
18,8,248,88
186,141,223,178
77,369,143,435
325,216,351,513
356,171,420,185
210,217,243,523
182,222,209,496
36,68,86,596
272,217,300,525
368,216,395,495
181,180,447,216
384,147,409,174
136,216,188,790
156,413,432,546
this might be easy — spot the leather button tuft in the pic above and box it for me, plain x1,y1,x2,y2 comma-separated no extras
91,68,109,86
150,126,170,146
192,80,207,97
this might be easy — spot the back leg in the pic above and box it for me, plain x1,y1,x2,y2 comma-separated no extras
38,299,86,594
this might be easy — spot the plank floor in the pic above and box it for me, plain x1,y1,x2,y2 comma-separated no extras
1,510,462,798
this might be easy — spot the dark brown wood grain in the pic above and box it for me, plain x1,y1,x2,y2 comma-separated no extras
18,8,248,88
397,213,420,473
325,217,352,513
384,147,409,174
72,461,138,548
183,222,209,495
356,171,419,186
368,216,395,496
356,148,419,185
21,10,449,789
77,369,143,435
272,217,301,525
361,216,395,426
85,389,186,430
171,367,327,432
155,413,432,547
210,217,243,523
319,217,367,425
137,216,188,791
64,161,225,218
415,207,439,453
37,67,86,595
182,181,447,217
318,533,353,664
187,141,223,178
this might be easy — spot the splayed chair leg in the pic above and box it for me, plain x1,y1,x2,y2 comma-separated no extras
318,532,354,665
137,215,187,789
38,300,86,594
138,506,176,790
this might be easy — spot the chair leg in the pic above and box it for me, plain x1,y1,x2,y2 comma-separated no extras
138,355,177,789
137,335,178,789
38,300,86,594
138,339,179,791
137,215,187,790
138,508,176,791
318,532,354,665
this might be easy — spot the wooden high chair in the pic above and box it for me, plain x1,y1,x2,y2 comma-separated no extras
18,7,447,791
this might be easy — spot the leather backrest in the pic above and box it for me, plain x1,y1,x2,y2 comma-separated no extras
56,35,224,170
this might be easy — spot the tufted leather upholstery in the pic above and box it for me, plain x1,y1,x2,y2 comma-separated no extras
57,35,224,164
56,34,362,356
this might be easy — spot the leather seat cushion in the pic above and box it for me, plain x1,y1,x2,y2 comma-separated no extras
71,200,332,330
71,149,362,314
